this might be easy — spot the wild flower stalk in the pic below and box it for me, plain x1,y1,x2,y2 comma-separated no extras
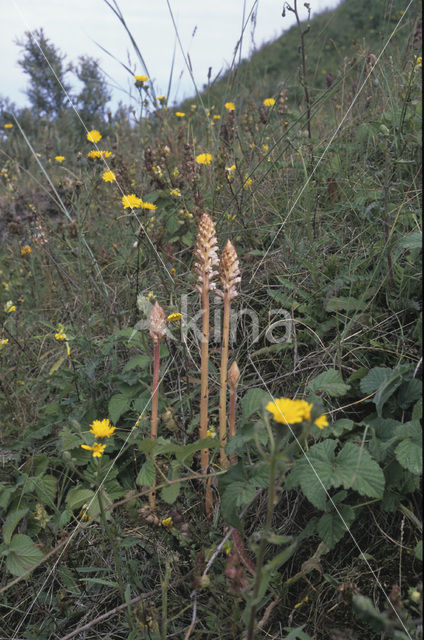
218,240,241,468
227,360,240,465
149,300,166,508
194,212,219,515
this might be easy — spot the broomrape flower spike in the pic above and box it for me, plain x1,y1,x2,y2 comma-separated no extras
89,418,116,438
86,129,102,143
81,442,106,458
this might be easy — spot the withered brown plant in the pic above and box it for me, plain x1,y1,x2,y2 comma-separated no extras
148,300,166,508
218,240,241,468
227,360,240,466
194,212,219,515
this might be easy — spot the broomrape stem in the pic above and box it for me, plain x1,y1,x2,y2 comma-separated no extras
149,301,166,508
228,360,240,465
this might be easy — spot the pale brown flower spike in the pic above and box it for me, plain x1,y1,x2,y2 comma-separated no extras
217,239,241,468
149,301,166,507
194,212,219,516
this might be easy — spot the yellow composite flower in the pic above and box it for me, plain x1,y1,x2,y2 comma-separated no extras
224,102,235,111
102,170,116,183
86,130,102,143
55,156,65,163
167,312,182,322
87,150,112,159
175,112,185,117
134,74,149,82
157,95,167,103
89,418,116,438
81,442,106,458
4,123,13,129
161,517,173,528
213,114,221,120
122,194,143,209
55,332,67,341
140,201,157,210
195,153,213,165
263,98,275,107
4,301,16,313
266,397,328,429
170,188,181,197
0,338,8,348
243,176,252,189
20,245,32,256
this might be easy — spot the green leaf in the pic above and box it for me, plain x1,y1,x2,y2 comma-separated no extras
108,393,132,423
80,577,120,588
307,369,350,397
6,534,45,576
241,388,269,418
414,540,422,561
334,442,385,499
395,439,422,475
360,367,392,394
35,475,57,505
66,487,95,511
3,509,29,545
161,482,181,504
399,231,422,250
285,440,337,510
325,296,365,312
220,481,256,528
123,355,150,372
60,426,82,451
136,457,156,487
326,418,354,437
174,438,220,463
397,379,422,409
317,504,356,548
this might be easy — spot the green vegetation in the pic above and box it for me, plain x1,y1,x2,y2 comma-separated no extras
0,0,422,638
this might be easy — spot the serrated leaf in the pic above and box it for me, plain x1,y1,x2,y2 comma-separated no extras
397,379,422,409
395,439,422,475
285,440,337,510
249,463,270,488
60,426,82,451
160,482,181,504
136,457,156,487
317,504,356,549
334,442,385,498
108,393,131,423
220,481,256,528
360,367,392,394
241,388,269,418
6,534,45,576
3,509,29,545
307,370,350,397
327,418,354,437
123,355,150,372
66,487,95,511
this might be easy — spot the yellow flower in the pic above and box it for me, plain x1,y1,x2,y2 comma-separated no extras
175,112,185,117
225,102,235,111
134,74,149,82
263,98,275,107
0,338,8,348
55,156,65,163
4,123,13,129
195,153,213,165
20,245,32,256
122,194,143,209
161,517,173,528
314,414,329,429
213,114,221,120
140,201,157,210
4,301,16,313
266,398,306,425
89,418,116,438
81,442,106,458
262,144,269,153
157,95,167,103
86,130,102,143
1,281,9,290
55,332,67,341
170,267,176,276
167,312,182,322
243,177,252,189
170,188,181,197
87,150,112,159
102,170,116,183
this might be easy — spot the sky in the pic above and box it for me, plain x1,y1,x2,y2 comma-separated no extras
2,0,341,111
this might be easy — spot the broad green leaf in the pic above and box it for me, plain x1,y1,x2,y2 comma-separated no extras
395,439,422,475
399,231,422,250
161,482,181,504
6,534,45,576
136,458,156,487
307,369,350,397
325,296,365,312
414,540,422,561
35,475,57,504
66,487,95,511
241,388,269,418
397,379,422,409
60,426,82,451
3,509,28,545
285,440,337,510
373,372,405,417
282,625,313,640
334,442,385,499
174,438,220,463
360,367,392,394
123,355,150,372
220,481,256,528
316,504,356,549
108,393,131,423
326,418,354,437
249,463,270,489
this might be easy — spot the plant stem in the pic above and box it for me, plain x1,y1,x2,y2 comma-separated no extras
200,283,213,515
150,338,160,508
219,292,231,468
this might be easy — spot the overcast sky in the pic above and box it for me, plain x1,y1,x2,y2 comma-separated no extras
3,0,341,111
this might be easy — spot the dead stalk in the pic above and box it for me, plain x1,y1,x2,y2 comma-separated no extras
194,212,219,515
149,301,166,508
218,240,241,468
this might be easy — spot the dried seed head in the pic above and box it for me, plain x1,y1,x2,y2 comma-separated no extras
194,212,219,292
218,239,241,299
149,301,166,343
228,361,240,390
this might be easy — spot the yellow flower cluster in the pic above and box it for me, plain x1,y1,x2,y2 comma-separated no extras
86,130,102,143
87,150,112,159
266,397,328,429
263,98,275,107
195,153,213,165
4,123,13,129
225,102,235,111
167,312,182,322
122,194,157,210
175,112,185,118
55,156,65,163
20,245,32,256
